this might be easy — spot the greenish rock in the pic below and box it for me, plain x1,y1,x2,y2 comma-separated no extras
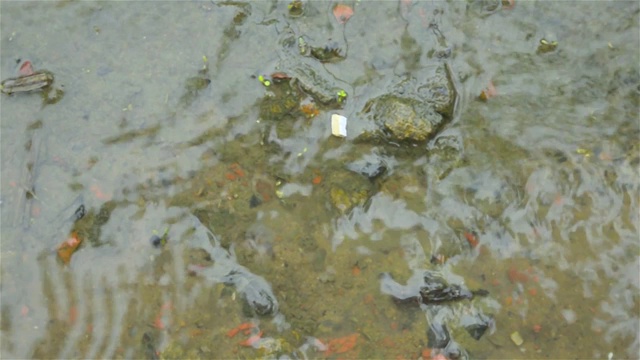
427,134,466,180
391,63,457,118
257,74,303,121
289,61,342,106
310,42,346,63
537,38,558,54
356,62,458,144
418,64,457,117
326,168,373,214
41,86,65,106
287,0,304,17
259,89,301,121
330,186,369,214
179,76,210,107
358,95,443,143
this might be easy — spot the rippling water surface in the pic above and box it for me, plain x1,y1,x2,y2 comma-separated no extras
1,1,638,359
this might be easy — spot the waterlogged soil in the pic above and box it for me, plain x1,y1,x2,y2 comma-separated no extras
1,1,638,359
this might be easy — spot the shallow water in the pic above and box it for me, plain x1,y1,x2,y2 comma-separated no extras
1,1,638,359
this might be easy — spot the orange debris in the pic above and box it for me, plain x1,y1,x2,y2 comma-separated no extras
57,232,82,264
153,315,166,329
479,80,497,101
90,184,111,201
69,306,78,324
599,151,613,161
227,322,255,338
19,61,34,76
507,266,529,283
301,103,320,118
324,333,359,355
238,331,263,347
271,72,291,80
312,175,323,185
421,348,432,359
333,4,354,24
230,163,245,177
505,296,513,306
351,265,361,276
463,231,479,248
363,293,375,304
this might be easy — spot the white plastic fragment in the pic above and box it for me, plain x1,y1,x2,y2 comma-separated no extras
331,114,347,137
561,309,576,324
510,331,524,346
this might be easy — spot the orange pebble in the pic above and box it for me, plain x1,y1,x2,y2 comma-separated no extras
352,265,361,276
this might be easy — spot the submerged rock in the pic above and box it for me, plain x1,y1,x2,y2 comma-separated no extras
187,215,279,316
258,80,302,121
357,63,458,144
380,269,493,358
360,95,443,143
346,155,389,181
380,271,488,305
289,60,344,106
325,168,374,214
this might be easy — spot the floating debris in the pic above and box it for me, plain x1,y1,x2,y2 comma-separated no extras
1,71,54,94
57,232,82,264
331,114,347,137
537,38,558,54
333,4,354,24
510,331,524,346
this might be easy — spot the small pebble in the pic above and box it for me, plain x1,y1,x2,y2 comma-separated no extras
249,194,262,208
150,235,163,248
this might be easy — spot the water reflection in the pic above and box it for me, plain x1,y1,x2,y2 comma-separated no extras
1,1,638,359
